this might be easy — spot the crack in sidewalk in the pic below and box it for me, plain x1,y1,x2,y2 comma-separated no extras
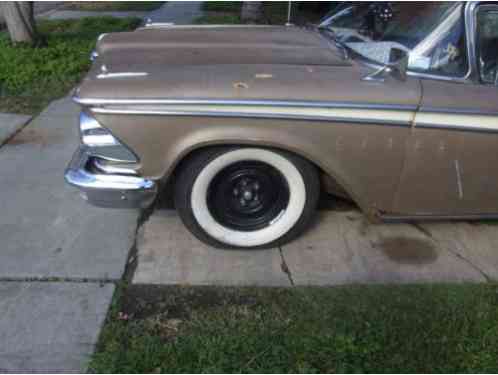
279,247,295,286
0,276,113,284
0,199,156,286
122,199,158,283
411,223,493,282
0,118,33,149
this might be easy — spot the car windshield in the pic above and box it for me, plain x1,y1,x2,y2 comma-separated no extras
323,2,468,77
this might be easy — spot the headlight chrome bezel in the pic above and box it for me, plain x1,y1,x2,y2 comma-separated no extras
79,111,138,163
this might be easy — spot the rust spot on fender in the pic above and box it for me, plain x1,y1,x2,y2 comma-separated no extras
233,82,249,89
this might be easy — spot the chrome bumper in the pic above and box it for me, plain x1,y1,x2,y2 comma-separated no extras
64,147,157,209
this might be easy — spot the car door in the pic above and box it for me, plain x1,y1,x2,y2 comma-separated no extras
394,3,498,217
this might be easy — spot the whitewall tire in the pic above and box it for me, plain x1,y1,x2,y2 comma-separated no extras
174,147,319,249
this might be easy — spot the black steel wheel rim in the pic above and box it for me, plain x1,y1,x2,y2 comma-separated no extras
206,160,290,232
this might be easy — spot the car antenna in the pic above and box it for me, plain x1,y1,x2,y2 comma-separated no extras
286,1,293,26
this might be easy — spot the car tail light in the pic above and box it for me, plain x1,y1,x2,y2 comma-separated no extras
79,111,138,163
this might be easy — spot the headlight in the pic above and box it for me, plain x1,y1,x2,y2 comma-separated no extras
79,111,138,163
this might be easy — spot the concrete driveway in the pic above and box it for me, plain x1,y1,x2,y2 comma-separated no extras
133,208,497,286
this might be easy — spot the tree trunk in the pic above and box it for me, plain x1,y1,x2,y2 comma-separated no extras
241,1,263,23
0,2,39,45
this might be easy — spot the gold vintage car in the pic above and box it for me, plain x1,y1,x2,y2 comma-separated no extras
66,2,498,249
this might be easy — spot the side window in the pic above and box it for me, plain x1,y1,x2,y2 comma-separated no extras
409,17,468,77
477,9,498,84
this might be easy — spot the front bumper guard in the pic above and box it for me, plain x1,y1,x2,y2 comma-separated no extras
64,147,157,209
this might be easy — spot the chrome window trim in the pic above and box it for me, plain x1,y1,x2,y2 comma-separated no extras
465,1,480,82
356,2,480,84
473,3,498,84
411,3,463,58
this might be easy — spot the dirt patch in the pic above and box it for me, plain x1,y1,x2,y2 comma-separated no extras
121,285,260,320
7,127,63,147
375,237,438,265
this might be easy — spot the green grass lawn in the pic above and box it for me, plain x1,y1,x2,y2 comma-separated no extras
62,1,164,12
0,17,141,115
90,284,498,373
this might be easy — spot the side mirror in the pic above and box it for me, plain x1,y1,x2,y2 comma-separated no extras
362,47,409,82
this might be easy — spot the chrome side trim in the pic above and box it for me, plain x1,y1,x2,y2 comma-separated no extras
419,107,498,117
415,111,498,133
415,123,498,134
73,96,417,111
90,106,413,126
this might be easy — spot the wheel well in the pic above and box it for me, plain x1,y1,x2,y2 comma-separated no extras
162,144,354,205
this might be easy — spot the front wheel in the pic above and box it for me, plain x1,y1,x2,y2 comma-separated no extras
174,147,320,249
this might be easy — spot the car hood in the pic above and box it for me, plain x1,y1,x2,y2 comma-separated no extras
76,25,420,107
95,25,348,67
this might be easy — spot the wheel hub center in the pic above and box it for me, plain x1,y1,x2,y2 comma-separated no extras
207,160,290,232
233,178,261,204
243,190,253,201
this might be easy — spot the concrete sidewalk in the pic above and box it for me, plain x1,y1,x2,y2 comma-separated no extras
0,97,139,372
38,1,204,24
41,10,148,20
133,209,497,286
145,1,204,24
0,3,206,371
